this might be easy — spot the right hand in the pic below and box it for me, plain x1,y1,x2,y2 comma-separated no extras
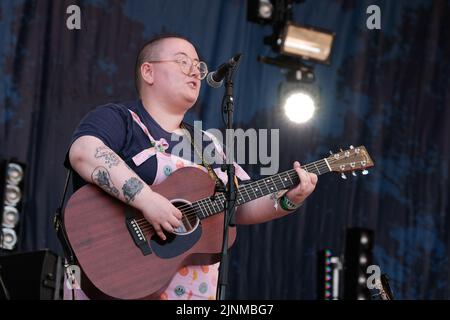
141,191,182,241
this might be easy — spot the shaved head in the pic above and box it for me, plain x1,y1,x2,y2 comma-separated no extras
135,35,196,96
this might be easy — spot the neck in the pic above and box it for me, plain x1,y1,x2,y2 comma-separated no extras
141,95,185,132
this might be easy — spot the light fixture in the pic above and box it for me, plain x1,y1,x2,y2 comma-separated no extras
7,163,24,185
279,80,319,124
317,249,342,300
343,228,374,300
2,206,19,228
279,22,335,64
247,0,275,24
284,92,315,123
1,227,17,250
1,159,26,252
4,185,21,206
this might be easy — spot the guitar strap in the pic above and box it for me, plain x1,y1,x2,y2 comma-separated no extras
53,169,76,266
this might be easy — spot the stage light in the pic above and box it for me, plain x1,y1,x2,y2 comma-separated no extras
6,163,24,185
1,159,26,252
1,227,17,250
2,206,19,228
279,22,335,64
4,185,21,206
359,255,368,265
317,249,343,300
258,0,274,19
247,0,275,24
279,80,319,124
283,92,315,123
343,228,374,300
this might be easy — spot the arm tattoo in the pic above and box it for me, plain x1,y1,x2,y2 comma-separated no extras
94,146,121,168
91,166,119,197
122,177,144,203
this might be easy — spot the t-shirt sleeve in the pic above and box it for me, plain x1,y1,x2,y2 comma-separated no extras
64,104,129,169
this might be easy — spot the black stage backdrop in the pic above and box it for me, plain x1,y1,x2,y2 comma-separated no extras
0,0,449,299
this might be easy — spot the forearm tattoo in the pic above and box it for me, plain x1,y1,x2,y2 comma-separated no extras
94,146,121,168
91,166,119,197
122,177,144,203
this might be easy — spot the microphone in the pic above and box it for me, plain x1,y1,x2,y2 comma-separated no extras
206,53,242,88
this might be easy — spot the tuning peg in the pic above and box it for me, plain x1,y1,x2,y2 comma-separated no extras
352,171,357,177
341,173,347,179
362,170,369,175
329,150,333,155
340,148,344,152
350,145,354,149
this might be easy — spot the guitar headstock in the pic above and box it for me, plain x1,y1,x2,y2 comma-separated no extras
326,145,374,179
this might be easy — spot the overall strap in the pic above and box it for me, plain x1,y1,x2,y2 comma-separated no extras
53,169,76,265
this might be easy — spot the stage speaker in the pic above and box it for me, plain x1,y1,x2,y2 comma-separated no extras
0,249,64,300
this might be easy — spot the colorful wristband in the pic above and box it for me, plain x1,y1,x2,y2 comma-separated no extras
280,195,303,211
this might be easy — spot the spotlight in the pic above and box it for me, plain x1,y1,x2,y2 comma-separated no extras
1,159,26,252
279,80,319,124
4,185,22,206
343,228,374,300
279,22,335,64
1,227,17,250
2,206,19,228
247,0,274,24
6,163,24,185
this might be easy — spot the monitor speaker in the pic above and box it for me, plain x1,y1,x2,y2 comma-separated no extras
0,249,64,300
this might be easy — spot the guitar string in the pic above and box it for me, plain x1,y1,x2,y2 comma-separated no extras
134,157,334,222
134,155,367,232
134,156,364,232
133,161,327,226
136,170,308,233
134,153,357,223
137,171,359,234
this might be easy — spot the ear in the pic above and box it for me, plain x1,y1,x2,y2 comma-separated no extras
140,62,154,86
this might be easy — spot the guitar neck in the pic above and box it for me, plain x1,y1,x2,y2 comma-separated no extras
195,158,332,219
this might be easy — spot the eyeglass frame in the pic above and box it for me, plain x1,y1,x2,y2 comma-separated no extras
145,54,208,80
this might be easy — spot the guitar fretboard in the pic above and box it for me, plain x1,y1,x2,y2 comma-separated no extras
193,158,331,219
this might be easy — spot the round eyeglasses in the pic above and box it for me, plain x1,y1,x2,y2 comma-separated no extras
147,55,208,80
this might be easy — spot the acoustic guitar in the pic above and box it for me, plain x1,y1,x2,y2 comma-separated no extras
63,146,374,299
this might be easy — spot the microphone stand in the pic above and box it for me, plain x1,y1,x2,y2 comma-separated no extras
216,55,241,300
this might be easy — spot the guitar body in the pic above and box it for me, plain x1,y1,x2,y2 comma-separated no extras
63,167,236,300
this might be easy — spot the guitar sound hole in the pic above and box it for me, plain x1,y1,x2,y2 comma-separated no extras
171,200,199,235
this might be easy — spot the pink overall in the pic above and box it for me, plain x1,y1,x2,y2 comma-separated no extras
64,110,250,300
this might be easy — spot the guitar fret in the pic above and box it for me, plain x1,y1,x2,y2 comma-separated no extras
269,177,277,193
281,177,290,188
286,171,294,185
242,187,251,204
313,162,321,175
262,178,271,195
237,190,244,205
250,184,258,199
195,202,205,219
199,200,210,217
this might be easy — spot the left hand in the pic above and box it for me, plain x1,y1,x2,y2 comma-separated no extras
285,161,318,205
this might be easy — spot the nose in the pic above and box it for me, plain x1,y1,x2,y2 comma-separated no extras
189,62,201,80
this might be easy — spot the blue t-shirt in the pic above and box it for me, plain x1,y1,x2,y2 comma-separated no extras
66,100,226,190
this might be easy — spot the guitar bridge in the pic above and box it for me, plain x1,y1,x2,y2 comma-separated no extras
126,218,152,256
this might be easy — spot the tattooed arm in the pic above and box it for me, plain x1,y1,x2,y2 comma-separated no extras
69,135,181,240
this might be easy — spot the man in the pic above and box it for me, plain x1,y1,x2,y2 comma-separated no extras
66,35,318,300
